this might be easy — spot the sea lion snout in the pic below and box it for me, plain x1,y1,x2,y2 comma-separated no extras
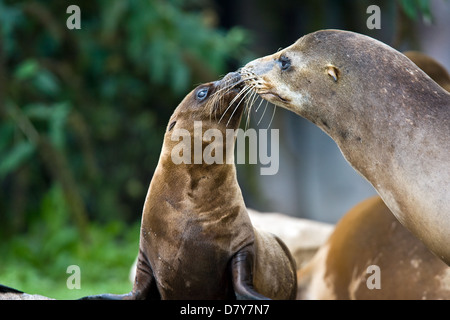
239,56,294,108
219,71,243,91
241,55,276,76
222,71,241,82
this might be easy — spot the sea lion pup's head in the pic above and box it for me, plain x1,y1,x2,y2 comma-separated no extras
168,71,245,130
160,71,246,167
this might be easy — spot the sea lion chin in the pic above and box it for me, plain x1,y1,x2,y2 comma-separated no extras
240,29,450,265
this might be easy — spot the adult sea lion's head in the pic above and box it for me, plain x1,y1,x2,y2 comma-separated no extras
238,29,445,138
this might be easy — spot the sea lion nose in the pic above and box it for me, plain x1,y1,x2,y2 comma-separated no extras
242,56,275,76
222,71,241,85
230,71,241,82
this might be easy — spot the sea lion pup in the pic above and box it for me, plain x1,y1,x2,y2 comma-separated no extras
296,52,450,300
239,30,450,264
82,72,297,300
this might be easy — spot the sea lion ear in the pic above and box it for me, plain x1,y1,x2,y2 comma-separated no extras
168,121,176,131
326,65,339,82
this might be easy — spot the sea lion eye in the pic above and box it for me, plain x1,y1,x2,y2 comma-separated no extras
196,88,209,101
279,55,291,71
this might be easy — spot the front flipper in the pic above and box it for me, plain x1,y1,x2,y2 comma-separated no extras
231,245,271,300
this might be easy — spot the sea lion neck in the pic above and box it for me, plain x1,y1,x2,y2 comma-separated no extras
316,58,450,183
148,126,244,217
158,160,243,216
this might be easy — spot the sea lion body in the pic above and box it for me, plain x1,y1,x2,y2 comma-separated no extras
298,196,450,300
137,174,296,299
297,52,450,300
86,73,297,300
240,30,450,264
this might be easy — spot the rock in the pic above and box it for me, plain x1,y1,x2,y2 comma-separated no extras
0,292,54,300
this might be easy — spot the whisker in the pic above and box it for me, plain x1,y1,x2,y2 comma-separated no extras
245,104,252,131
257,100,269,126
226,86,254,127
229,101,243,130
243,90,255,125
212,78,249,98
208,93,219,121
212,72,258,104
219,85,252,124
206,73,259,123
208,80,234,121
247,89,257,109
245,90,259,130
267,104,277,129
255,96,265,113
212,72,260,127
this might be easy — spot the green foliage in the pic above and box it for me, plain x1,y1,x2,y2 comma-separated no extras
0,139,35,179
98,0,249,95
0,184,140,299
399,0,433,23
0,222,140,299
0,0,24,54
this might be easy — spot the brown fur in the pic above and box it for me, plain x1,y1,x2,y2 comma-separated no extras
404,51,450,92
298,197,450,300
240,30,450,264
126,73,296,300
296,52,450,300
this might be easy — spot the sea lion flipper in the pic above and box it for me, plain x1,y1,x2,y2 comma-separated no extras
231,245,271,300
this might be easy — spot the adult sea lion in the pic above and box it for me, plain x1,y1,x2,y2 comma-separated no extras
239,30,450,264
296,51,450,300
82,72,297,300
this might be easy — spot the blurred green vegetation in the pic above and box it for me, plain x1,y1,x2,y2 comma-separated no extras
0,0,251,299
